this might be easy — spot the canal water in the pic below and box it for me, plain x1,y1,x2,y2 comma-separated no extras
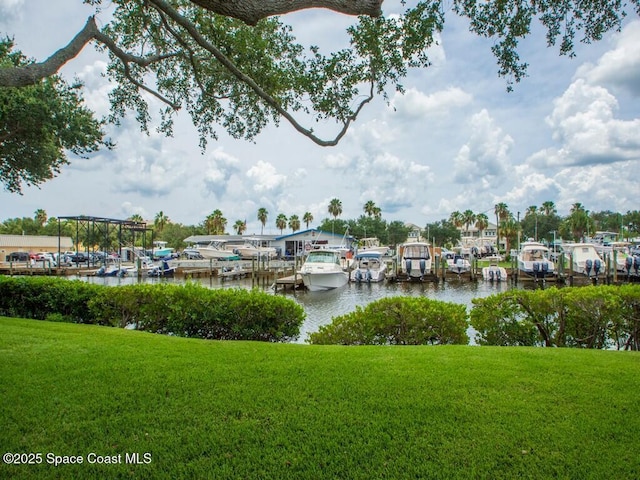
83,275,518,343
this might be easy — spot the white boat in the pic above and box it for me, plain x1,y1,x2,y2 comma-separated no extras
443,250,471,274
398,242,431,280
482,259,507,282
226,237,277,259
350,251,387,283
357,237,391,256
152,241,174,258
610,242,633,273
563,243,604,277
298,249,349,291
196,240,241,260
517,241,555,280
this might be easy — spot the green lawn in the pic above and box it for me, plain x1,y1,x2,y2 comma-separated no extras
1,317,639,479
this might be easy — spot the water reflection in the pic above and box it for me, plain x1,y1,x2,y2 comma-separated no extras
83,274,517,343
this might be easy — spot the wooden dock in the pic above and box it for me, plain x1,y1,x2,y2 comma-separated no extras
274,274,304,291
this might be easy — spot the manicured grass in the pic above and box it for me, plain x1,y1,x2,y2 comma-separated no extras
1,317,639,479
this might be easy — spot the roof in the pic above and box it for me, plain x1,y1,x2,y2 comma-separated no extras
275,228,353,241
0,234,73,249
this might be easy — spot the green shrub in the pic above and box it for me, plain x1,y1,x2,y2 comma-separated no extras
309,296,469,345
0,277,305,342
471,285,640,349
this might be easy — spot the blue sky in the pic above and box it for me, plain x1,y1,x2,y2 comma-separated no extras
1,0,639,233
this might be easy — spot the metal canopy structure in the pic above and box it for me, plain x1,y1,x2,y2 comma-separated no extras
57,215,154,258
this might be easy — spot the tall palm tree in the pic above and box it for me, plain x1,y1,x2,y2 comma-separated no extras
475,213,489,243
34,209,47,227
494,202,510,252
206,209,227,235
568,203,591,240
541,201,557,216
257,208,268,235
303,212,313,229
275,214,287,234
525,206,538,240
449,211,464,230
288,215,301,233
500,214,518,255
154,211,169,233
363,200,376,217
462,209,476,236
128,214,144,224
233,219,247,235
328,198,342,234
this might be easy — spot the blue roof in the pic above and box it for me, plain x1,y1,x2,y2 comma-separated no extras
275,228,353,241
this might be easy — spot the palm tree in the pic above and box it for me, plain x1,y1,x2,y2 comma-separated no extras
449,211,464,230
275,214,287,234
288,215,301,233
525,206,538,240
128,214,144,224
494,202,510,252
154,211,169,233
541,201,557,216
364,200,376,217
206,209,227,235
568,203,591,240
500,214,519,255
303,212,313,229
257,208,268,235
475,213,489,243
328,198,342,234
34,209,47,227
233,219,247,235
462,209,476,236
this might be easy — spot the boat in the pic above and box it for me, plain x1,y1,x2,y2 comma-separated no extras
563,243,604,277
298,249,349,291
398,242,432,280
517,241,556,280
482,259,508,282
443,250,471,274
610,242,633,273
356,237,391,256
195,240,241,260
152,241,174,259
350,251,387,283
226,237,277,259
147,260,176,277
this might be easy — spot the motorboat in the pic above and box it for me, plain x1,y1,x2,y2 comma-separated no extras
356,237,391,256
298,249,349,291
350,251,387,283
152,241,174,259
443,250,471,274
517,241,555,280
147,260,177,277
563,243,604,277
610,242,633,273
226,237,277,259
398,242,431,280
482,259,507,282
196,240,241,260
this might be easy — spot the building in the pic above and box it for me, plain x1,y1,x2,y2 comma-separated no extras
0,234,74,261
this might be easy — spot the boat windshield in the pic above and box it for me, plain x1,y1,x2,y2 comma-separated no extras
306,251,339,264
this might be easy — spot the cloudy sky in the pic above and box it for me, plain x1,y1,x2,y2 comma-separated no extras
1,0,639,234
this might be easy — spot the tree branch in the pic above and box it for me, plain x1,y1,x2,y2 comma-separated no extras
189,0,383,25
149,0,374,146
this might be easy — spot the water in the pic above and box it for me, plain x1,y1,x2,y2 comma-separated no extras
82,274,517,343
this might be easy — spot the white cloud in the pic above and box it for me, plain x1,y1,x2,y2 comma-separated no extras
246,160,287,194
391,87,473,118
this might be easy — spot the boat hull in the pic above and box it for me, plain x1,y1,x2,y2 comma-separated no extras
300,271,349,291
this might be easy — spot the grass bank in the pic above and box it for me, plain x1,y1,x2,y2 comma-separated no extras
1,317,639,479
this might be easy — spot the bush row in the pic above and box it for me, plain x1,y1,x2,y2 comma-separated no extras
0,277,305,342
310,285,640,348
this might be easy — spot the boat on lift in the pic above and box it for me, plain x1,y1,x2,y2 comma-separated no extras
563,243,604,277
398,242,432,280
196,240,241,260
350,251,387,283
517,241,556,281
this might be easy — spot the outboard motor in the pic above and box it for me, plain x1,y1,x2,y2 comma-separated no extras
405,259,412,276
455,258,464,273
585,259,593,277
593,259,602,276
419,259,426,275
634,256,640,275
496,269,502,281
533,262,540,278
489,269,495,281
366,270,373,283
355,269,362,283
625,256,633,275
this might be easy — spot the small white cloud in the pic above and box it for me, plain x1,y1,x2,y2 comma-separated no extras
246,160,287,194
391,87,472,118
